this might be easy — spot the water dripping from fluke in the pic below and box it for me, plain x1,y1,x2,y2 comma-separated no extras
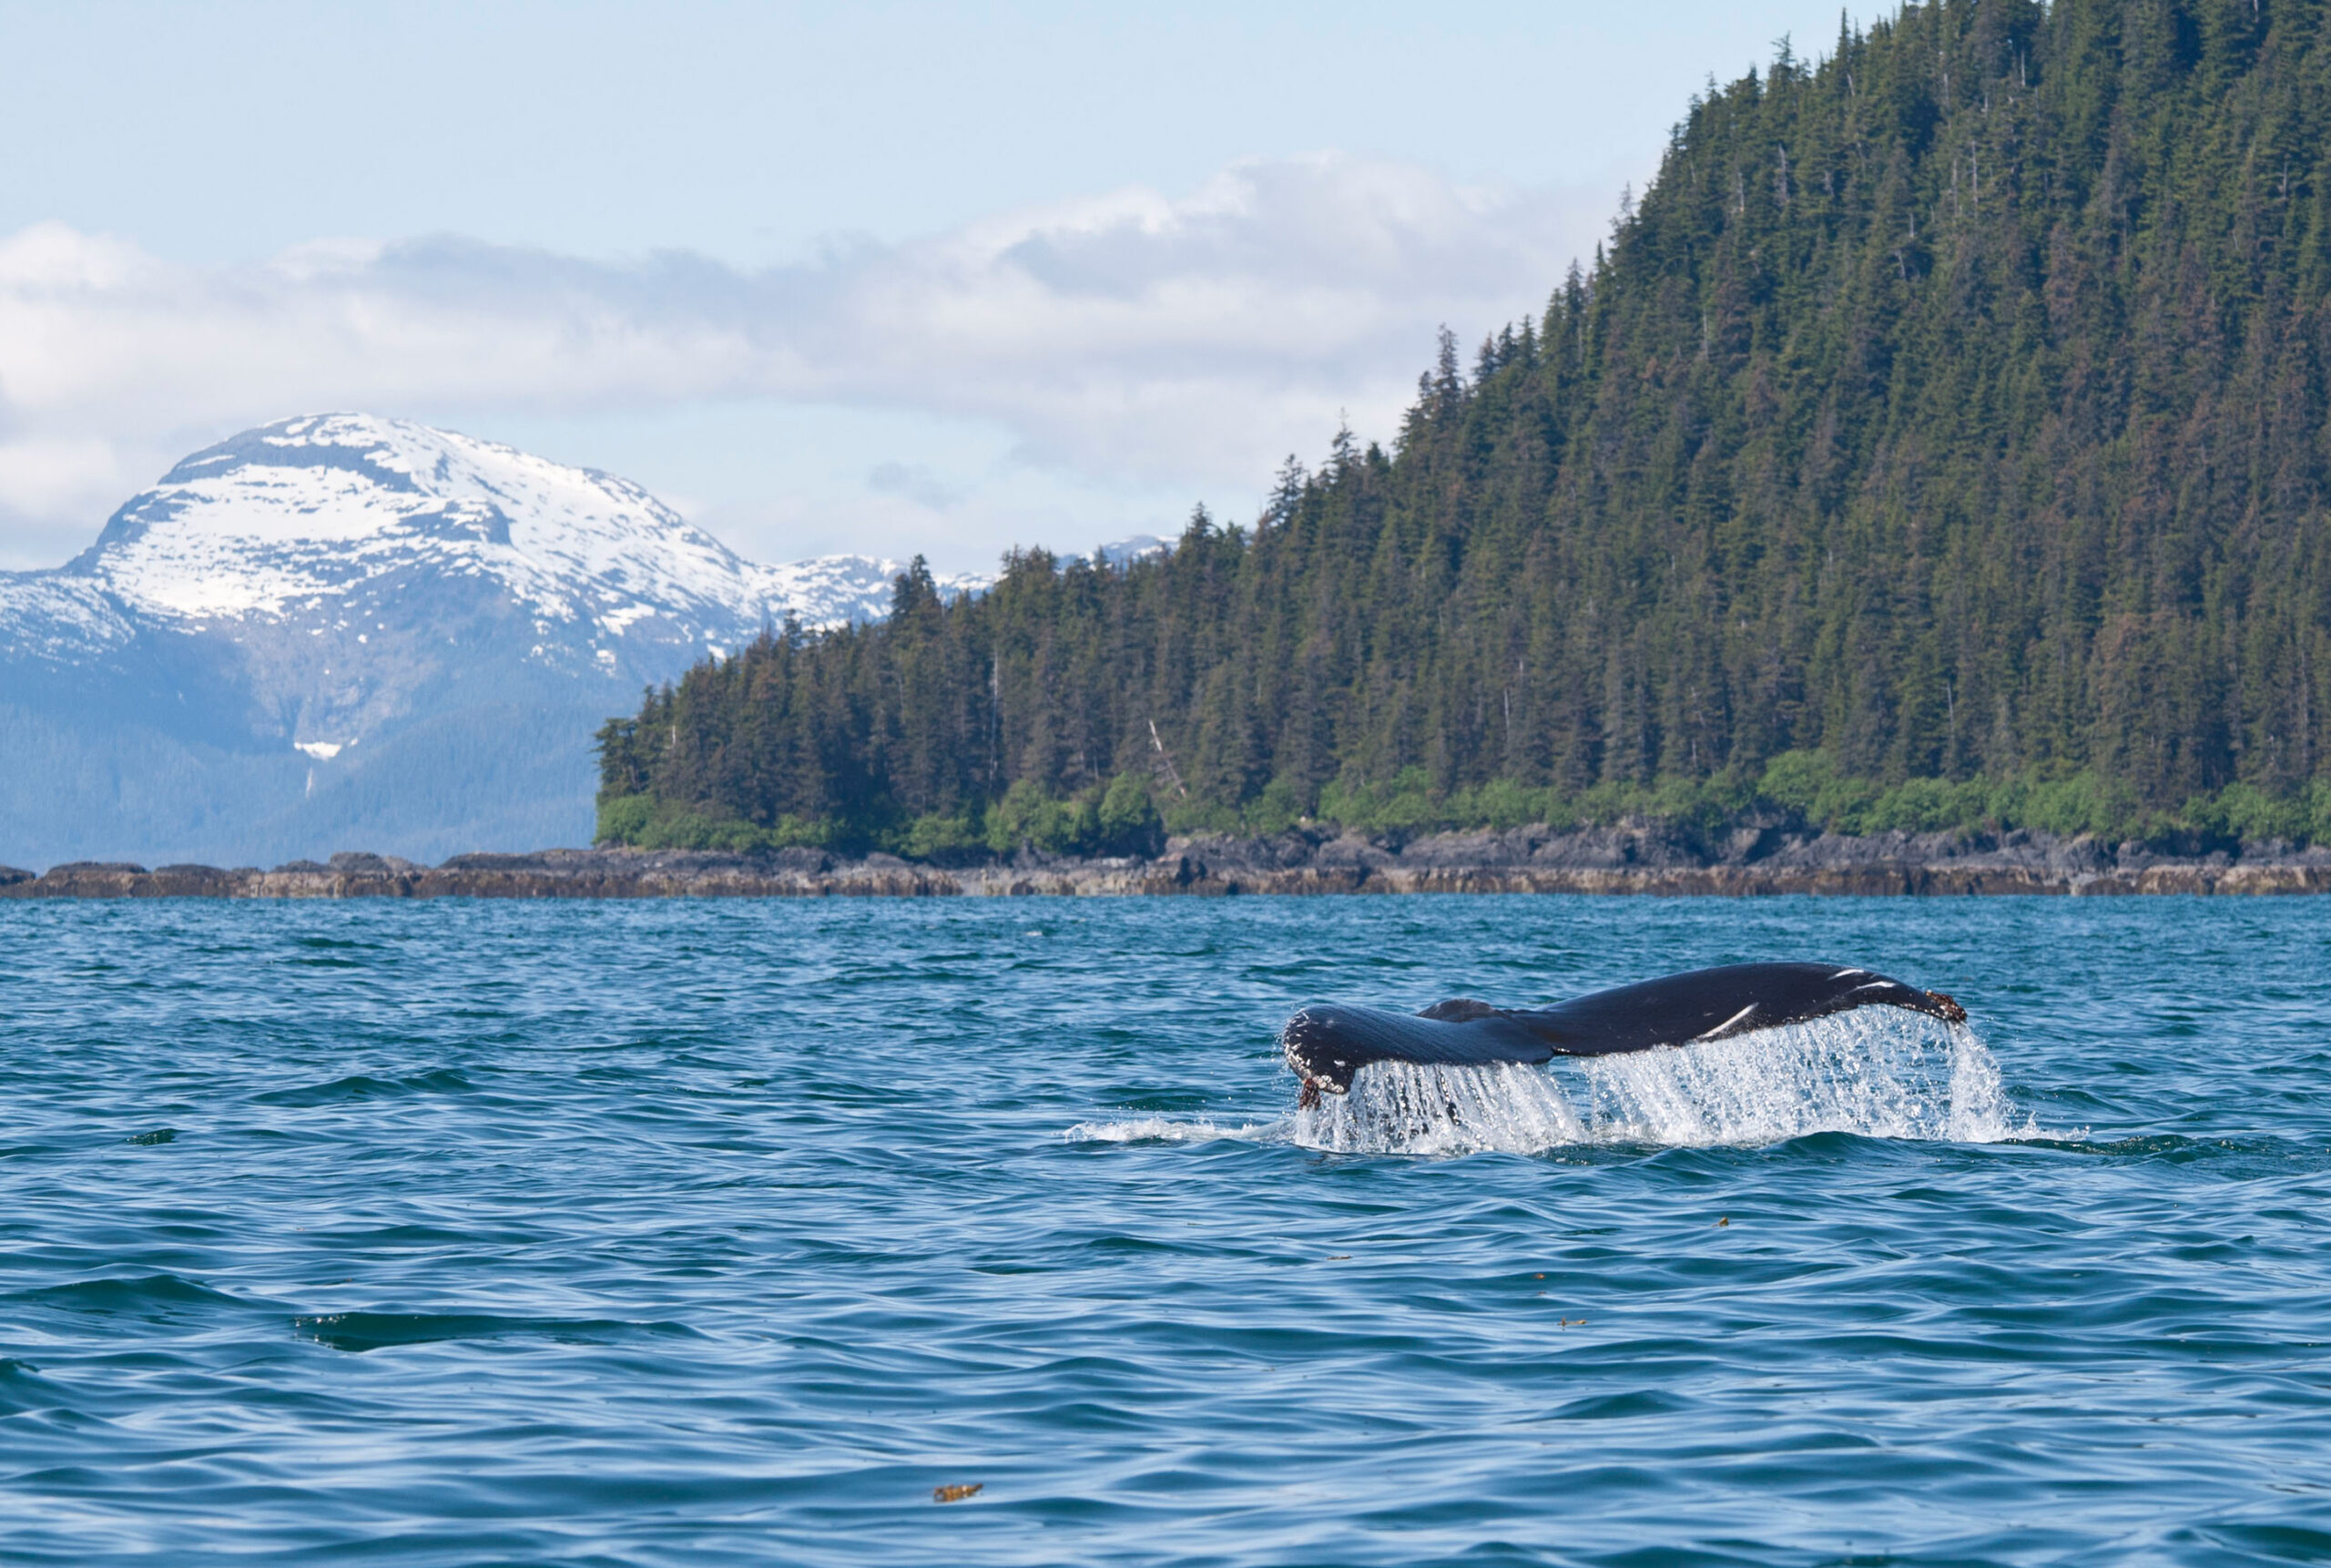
1293,1013,2029,1156
1296,1060,1585,1156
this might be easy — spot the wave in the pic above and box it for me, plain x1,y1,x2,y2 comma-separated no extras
253,1068,473,1105
6,1272,267,1322
292,1310,702,1354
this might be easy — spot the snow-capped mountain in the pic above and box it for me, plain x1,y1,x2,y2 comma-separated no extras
0,413,992,868
65,413,971,636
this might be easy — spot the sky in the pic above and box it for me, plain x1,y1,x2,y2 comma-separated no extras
0,0,1878,575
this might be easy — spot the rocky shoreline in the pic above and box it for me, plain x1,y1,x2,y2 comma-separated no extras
6,821,2331,899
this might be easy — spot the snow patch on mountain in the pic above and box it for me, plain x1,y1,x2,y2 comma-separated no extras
0,573,138,663
755,553,982,630
67,413,980,639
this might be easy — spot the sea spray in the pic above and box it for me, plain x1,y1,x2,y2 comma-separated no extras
1574,1011,2021,1147
1294,1060,1586,1156
1063,1115,1283,1145
1272,1013,2025,1156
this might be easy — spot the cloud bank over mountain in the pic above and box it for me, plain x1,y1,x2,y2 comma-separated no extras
0,155,1607,569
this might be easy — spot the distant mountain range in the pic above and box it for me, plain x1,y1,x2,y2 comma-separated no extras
0,413,1014,868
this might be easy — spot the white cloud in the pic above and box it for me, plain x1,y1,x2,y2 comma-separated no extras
865,461,966,513
0,155,1610,569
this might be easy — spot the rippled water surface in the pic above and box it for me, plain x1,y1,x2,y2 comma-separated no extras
4,895,2330,1565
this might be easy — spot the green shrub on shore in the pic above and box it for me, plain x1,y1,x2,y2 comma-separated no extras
901,811,986,863
978,773,1166,859
592,795,831,853
595,771,1166,860
597,760,2331,858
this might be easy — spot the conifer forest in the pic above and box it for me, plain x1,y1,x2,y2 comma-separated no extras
599,0,2331,855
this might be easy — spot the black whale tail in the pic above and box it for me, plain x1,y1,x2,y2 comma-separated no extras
1282,962,1968,1106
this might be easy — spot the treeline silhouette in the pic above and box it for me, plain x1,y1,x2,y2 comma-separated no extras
600,0,2331,854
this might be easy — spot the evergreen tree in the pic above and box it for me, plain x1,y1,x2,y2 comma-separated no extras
601,0,2331,853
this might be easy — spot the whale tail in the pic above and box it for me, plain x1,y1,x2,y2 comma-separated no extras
1283,962,1967,1105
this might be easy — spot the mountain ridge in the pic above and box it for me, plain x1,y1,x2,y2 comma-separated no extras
0,412,994,867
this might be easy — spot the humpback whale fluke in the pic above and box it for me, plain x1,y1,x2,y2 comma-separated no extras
1281,962,1968,1107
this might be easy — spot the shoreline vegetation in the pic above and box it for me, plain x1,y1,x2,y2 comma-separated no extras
593,751,2331,865
7,821,2330,900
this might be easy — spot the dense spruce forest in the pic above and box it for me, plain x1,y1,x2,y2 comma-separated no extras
600,0,2331,856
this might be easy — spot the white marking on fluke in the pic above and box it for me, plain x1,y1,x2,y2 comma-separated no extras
1695,1003,1759,1041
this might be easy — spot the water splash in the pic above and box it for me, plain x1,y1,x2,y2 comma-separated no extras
1064,1116,1285,1145
1296,1061,1585,1156
1575,1011,2021,1146
1290,1013,2027,1156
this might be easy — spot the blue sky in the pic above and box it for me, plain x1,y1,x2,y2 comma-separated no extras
0,1,1876,573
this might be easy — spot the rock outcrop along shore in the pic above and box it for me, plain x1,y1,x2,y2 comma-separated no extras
5,824,2331,899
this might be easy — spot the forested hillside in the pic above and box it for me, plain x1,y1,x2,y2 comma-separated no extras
599,0,2331,854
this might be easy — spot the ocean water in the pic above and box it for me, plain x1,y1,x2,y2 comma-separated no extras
2,895,2327,1566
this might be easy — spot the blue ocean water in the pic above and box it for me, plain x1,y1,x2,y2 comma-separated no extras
2,895,2328,1566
